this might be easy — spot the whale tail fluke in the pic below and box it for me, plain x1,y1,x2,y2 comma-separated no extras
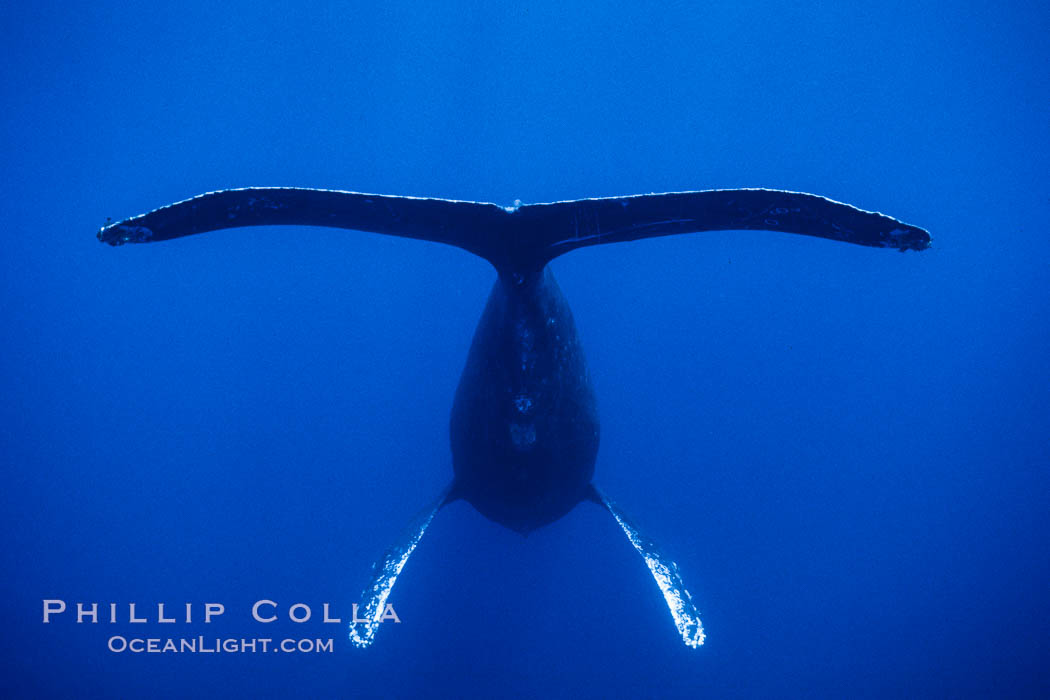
99,187,930,274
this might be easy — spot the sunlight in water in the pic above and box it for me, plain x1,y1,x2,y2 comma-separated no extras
349,488,449,648
596,487,706,648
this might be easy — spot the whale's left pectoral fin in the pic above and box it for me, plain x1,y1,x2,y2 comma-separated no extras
349,482,457,648
587,485,706,648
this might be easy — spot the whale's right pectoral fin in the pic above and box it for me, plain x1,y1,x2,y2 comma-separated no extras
349,482,458,648
587,485,706,648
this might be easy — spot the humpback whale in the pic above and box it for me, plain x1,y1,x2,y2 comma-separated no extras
98,187,930,648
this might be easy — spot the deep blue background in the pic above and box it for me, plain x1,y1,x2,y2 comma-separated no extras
3,2,1047,697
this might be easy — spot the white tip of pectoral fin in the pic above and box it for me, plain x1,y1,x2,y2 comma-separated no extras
592,486,706,648
349,484,454,648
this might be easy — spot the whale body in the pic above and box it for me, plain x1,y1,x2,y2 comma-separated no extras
99,187,930,647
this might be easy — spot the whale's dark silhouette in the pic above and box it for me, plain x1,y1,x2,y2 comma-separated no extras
99,187,929,647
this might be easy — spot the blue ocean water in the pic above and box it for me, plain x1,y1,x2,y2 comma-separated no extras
3,2,1047,697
